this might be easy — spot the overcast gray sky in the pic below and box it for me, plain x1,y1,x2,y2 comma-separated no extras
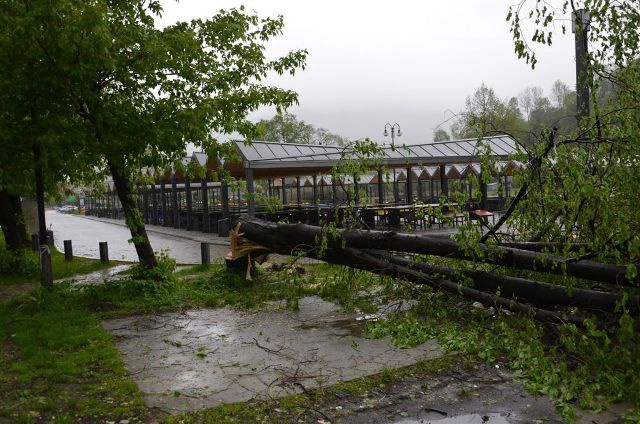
158,1,575,144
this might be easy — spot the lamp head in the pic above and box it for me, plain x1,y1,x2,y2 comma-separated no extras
383,129,388,137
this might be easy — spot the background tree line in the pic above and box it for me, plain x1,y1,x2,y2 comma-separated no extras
435,79,579,143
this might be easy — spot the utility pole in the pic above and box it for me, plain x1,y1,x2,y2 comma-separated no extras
573,9,590,120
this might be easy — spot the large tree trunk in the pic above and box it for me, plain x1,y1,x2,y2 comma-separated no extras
33,140,53,287
108,160,157,268
333,247,586,325
0,190,30,251
229,226,585,324
234,216,637,286
363,249,639,313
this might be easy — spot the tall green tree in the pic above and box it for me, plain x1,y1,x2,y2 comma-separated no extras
433,128,451,142
257,112,348,145
3,2,307,268
451,83,524,139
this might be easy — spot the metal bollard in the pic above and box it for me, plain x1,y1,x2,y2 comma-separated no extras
63,240,73,261
99,242,109,263
201,242,211,265
31,234,39,252
46,230,54,247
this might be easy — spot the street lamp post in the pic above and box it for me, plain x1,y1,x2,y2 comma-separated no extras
383,123,402,148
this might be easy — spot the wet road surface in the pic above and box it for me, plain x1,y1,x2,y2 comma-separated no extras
46,211,229,264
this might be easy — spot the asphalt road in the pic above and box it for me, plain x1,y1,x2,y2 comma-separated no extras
46,210,228,264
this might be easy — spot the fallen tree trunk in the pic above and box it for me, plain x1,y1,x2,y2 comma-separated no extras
362,249,639,313
498,241,589,253
237,235,586,324
334,248,586,325
234,216,637,286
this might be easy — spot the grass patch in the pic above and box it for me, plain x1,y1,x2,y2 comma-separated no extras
0,259,375,422
0,288,146,422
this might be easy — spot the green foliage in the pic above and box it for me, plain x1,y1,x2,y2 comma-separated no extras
365,313,434,348
257,112,349,145
433,128,451,142
0,248,38,280
128,251,177,283
451,83,525,139
365,284,640,421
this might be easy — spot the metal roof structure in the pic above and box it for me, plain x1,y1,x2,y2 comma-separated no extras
233,135,519,178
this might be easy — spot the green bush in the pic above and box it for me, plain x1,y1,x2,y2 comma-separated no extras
0,248,39,279
127,251,176,282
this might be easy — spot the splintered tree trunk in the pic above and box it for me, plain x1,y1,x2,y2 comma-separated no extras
0,190,30,251
108,161,157,268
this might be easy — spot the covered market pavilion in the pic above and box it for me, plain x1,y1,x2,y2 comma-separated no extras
85,135,522,234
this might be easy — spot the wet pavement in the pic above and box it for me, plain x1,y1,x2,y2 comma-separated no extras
46,211,229,264
54,264,133,285
330,359,563,424
102,296,442,414
391,413,509,424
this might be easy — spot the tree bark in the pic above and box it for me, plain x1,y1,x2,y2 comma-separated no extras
234,216,637,286
363,249,639,313
498,241,589,253
108,160,158,268
0,190,30,251
335,247,585,325
33,140,53,287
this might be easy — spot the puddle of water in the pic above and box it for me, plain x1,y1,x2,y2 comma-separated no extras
60,264,132,285
393,413,510,424
297,317,365,337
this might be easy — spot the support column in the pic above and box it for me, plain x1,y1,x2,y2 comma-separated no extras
221,179,230,220
171,173,179,228
430,178,435,203
393,170,400,203
377,169,384,204
406,167,413,204
440,165,448,200
268,179,273,197
312,175,318,204
143,187,149,224
151,184,158,225
331,174,337,204
281,178,287,205
246,168,255,216
201,176,210,232
113,191,118,219
417,176,423,201
160,178,168,226
353,174,360,204
296,176,301,206
185,176,193,230
479,172,488,209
